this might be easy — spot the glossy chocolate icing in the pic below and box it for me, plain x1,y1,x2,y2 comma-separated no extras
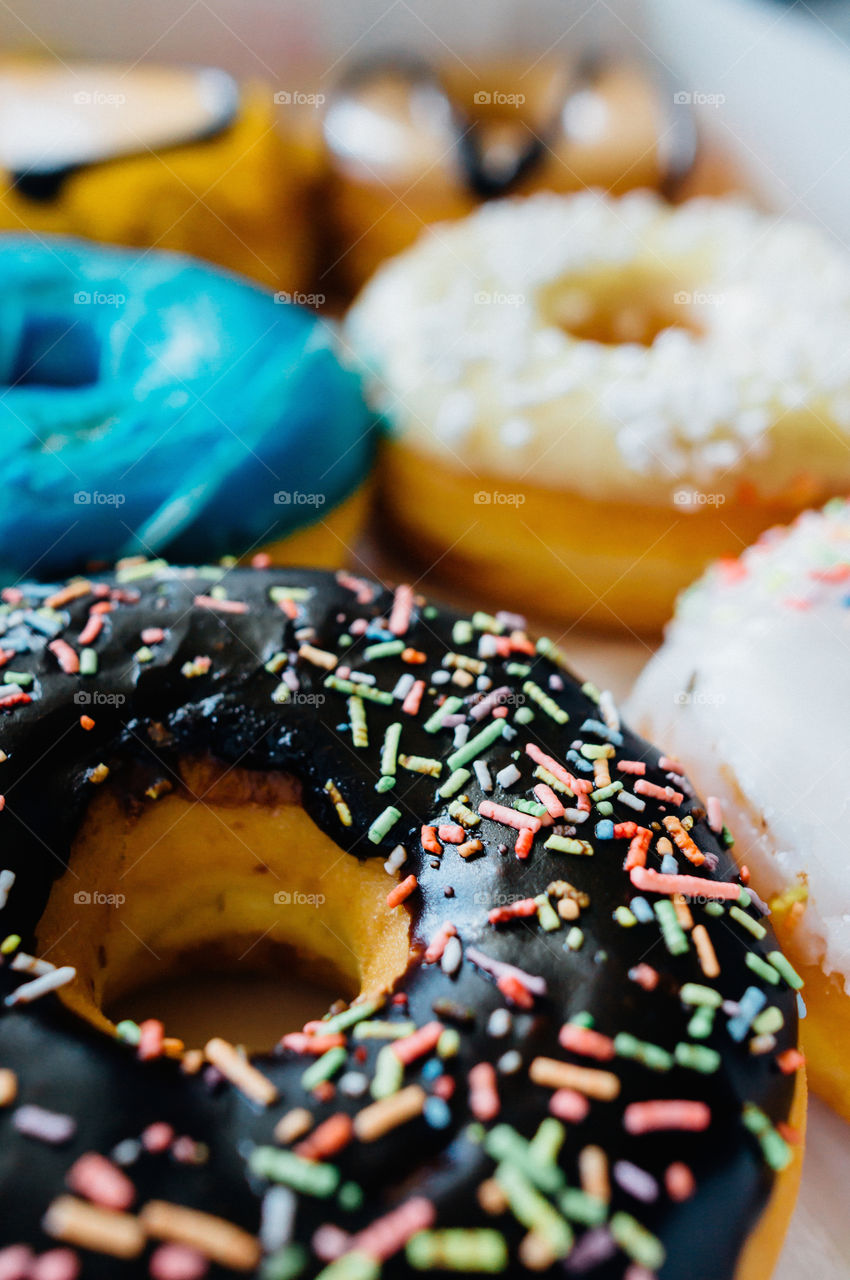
0,565,798,1277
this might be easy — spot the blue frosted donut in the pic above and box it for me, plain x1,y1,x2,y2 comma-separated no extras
0,236,374,577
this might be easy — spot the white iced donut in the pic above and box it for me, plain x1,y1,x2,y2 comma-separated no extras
346,191,850,629
628,498,850,1116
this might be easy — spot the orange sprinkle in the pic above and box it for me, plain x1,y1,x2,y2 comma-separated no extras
295,1112,353,1161
497,974,534,1009
48,639,80,675
421,825,442,855
437,825,465,844
80,715,95,731
559,1023,615,1061
387,875,418,909
776,1048,805,1075
392,1021,443,1065
515,827,534,859
44,580,92,609
691,924,720,979
662,815,705,866
280,1033,346,1055
624,828,651,870
401,648,426,664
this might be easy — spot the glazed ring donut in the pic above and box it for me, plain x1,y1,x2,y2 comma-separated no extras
628,497,850,1122
346,190,850,630
0,562,803,1278
321,55,700,294
0,59,314,291
0,236,373,579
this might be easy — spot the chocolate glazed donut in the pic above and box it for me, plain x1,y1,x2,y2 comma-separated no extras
0,565,802,1278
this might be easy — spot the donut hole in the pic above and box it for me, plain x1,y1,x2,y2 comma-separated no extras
539,266,703,346
35,758,412,1052
6,314,101,388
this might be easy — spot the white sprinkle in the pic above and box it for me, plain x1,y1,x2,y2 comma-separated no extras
383,845,407,875
431,670,451,685
339,1071,369,1098
10,952,55,976
5,965,75,1006
599,690,620,732
617,791,646,812
441,936,463,976
260,1185,297,1251
499,417,533,448
496,763,521,789
453,724,469,749
497,1050,523,1075
0,869,14,910
473,760,494,793
392,673,416,701
488,1009,512,1038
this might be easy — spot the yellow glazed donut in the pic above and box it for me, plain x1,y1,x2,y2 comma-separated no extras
628,498,850,1120
0,59,314,290
346,191,850,631
322,57,702,295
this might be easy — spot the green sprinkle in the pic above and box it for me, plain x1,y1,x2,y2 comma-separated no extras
437,767,471,799
269,586,312,602
447,719,505,771
448,799,479,827
738,888,752,908
614,906,637,927
264,652,288,674
535,895,561,932
589,781,623,802
522,680,569,725
337,1182,363,1212
271,682,291,704
544,835,593,856
134,646,154,665
687,1006,715,1040
484,1126,563,1195
323,999,382,1035
3,671,32,687
260,1244,309,1280
79,648,98,675
315,1253,379,1280
558,1188,607,1226
399,754,442,777
371,1044,404,1098
580,680,601,702
381,722,402,777
609,1213,665,1271
565,927,584,951
300,1047,346,1092
730,904,766,939
424,696,463,734
495,1163,573,1256
437,1028,460,1059
116,558,168,582
767,951,804,990
0,934,20,955
654,900,689,955
680,983,723,1008
352,1020,416,1041
513,798,548,818
674,1042,721,1074
325,675,393,706
580,743,614,760
614,1032,672,1073
364,639,405,661
528,1118,566,1167
472,611,504,634
514,706,535,725
452,620,474,647
115,1019,141,1046
376,775,395,793
505,662,531,677
570,1011,595,1029
406,1228,508,1273
704,901,725,917
745,953,781,985
742,1103,793,1171
595,800,613,817
752,1007,784,1036
368,806,402,845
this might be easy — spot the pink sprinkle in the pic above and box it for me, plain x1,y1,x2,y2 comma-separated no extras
533,783,565,818
424,923,457,964
141,628,165,645
66,1152,135,1210
559,1024,615,1061
629,964,659,991
13,1105,76,1144
466,948,547,996
30,1251,80,1280
77,614,103,647
312,1225,350,1263
388,584,414,637
48,640,79,675
470,687,512,721
149,1244,209,1280
281,1032,346,1055
665,1162,696,1201
629,866,742,901
613,1160,659,1203
337,572,374,605
137,1019,165,1061
141,1122,175,1153
634,779,684,806
524,743,592,794
549,1089,590,1123
623,1100,711,1134
468,1062,500,1121
625,1268,656,1280
0,690,31,710
658,756,684,773
478,800,541,833
488,899,537,924
0,1245,33,1280
346,1196,435,1261
193,595,248,614
616,760,646,776
251,553,272,569
393,1022,444,1065
1,588,23,605
706,796,724,833
401,679,425,716
437,825,465,844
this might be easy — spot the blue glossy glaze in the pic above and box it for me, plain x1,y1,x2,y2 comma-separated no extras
0,236,374,576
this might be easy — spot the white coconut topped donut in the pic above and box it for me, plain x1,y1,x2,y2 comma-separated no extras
346,191,850,505
628,498,850,989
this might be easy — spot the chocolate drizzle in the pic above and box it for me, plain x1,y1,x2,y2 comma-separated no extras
0,565,798,1277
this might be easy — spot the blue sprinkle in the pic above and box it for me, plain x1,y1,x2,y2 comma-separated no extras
595,820,615,840
423,1097,452,1129
728,986,767,1042
566,750,594,774
421,1058,443,1082
579,718,624,746
629,897,654,924
660,853,679,875
797,993,807,1019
